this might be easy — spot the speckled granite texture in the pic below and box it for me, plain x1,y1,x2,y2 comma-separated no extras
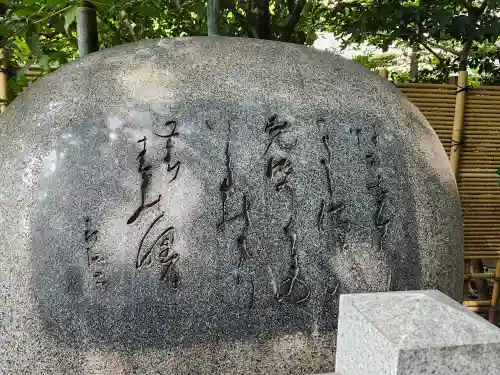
335,290,500,375
0,37,462,375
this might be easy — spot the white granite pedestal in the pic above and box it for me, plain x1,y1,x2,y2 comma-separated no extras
335,290,500,375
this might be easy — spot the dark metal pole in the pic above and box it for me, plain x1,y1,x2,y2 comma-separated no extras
207,0,220,36
77,1,99,57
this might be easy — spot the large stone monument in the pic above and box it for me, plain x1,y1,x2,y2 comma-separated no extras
0,37,462,374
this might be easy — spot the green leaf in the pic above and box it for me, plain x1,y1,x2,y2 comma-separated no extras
131,5,159,17
10,62,33,93
93,0,115,9
18,0,41,4
496,169,500,176
38,54,51,71
27,31,41,55
14,9,36,17
64,5,77,33
8,78,24,94
46,0,65,6
17,61,33,78
0,24,9,37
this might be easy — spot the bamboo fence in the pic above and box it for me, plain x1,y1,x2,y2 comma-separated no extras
384,69,500,325
0,62,44,113
0,65,499,324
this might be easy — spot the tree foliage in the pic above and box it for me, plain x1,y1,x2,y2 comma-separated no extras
4,0,500,92
0,0,335,93
330,0,500,76
353,52,397,70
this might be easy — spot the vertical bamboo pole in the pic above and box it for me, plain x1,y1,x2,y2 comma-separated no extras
449,70,467,176
488,260,500,325
464,259,471,300
472,260,489,300
449,71,478,304
410,44,418,82
0,3,7,113
0,47,9,113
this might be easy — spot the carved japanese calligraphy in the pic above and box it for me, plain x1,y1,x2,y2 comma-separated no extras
318,134,350,246
214,123,254,300
135,211,180,288
266,157,293,192
127,137,161,225
350,127,362,146
328,201,351,248
154,120,179,139
276,217,310,304
263,115,297,155
135,213,165,267
321,134,333,197
235,195,251,285
317,199,326,232
158,229,180,288
218,121,235,231
93,271,109,287
374,190,391,252
84,218,99,266
84,218,108,288
371,123,378,145
365,153,379,167
156,120,181,183
205,120,214,130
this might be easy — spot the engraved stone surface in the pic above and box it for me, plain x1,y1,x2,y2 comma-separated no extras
0,37,462,375
335,290,500,375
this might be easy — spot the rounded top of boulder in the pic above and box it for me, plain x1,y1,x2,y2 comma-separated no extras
0,37,462,375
